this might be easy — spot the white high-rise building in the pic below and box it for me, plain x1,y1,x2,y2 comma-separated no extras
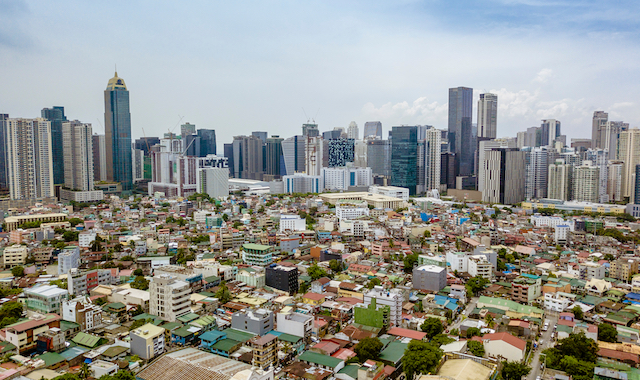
417,127,441,194
353,140,368,168
477,93,498,139
524,146,550,200
363,286,404,327
6,118,54,200
305,136,323,176
149,274,191,322
132,148,145,182
63,121,94,191
481,148,526,204
542,119,561,146
585,149,609,203
347,121,359,140
322,166,372,191
618,129,640,199
573,161,600,203
58,246,80,275
607,160,624,202
477,138,517,195
548,159,572,201
282,173,323,194
197,167,229,198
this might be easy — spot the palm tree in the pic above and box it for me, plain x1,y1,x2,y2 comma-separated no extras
78,363,90,380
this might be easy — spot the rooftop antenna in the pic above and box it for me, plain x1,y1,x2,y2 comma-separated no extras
95,118,105,134
313,108,320,124
302,107,310,123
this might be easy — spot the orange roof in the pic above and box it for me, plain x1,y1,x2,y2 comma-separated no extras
387,327,427,340
482,332,526,351
303,292,326,301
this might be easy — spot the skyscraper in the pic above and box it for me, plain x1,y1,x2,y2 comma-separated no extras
524,147,550,200
573,162,600,203
480,148,526,205
5,118,54,200
281,135,305,176
92,134,107,182
265,136,284,178
548,159,572,201
347,121,359,140
180,123,196,140
477,138,517,196
366,139,390,177
607,161,624,203
305,136,323,175
591,111,608,149
134,137,160,155
232,135,264,180
448,87,474,176
62,121,94,191
477,93,497,139
0,114,8,191
363,121,382,139
197,129,217,156
104,72,133,191
302,123,319,137
327,138,354,167
541,119,561,146
618,129,640,199
41,106,67,185
252,131,268,144
390,126,418,195
417,127,441,194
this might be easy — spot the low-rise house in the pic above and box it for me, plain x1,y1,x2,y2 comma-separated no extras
481,332,527,362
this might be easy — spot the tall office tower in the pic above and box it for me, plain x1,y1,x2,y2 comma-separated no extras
480,148,526,205
477,139,517,196
390,126,418,195
62,121,93,191
347,121,359,140
5,118,54,200
573,162,600,203
607,161,624,202
232,135,264,180
41,107,67,185
252,131,268,144
602,121,629,160
281,135,305,175
585,149,609,203
197,129,217,156
353,140,367,168
302,123,319,137
548,159,572,201
416,128,441,194
541,119,561,146
265,136,284,178
183,134,200,156
366,139,390,177
180,122,196,140
104,72,133,191
134,137,160,155
0,114,8,190
477,93,497,139
439,129,449,152
92,134,107,182
305,136,323,176
133,148,145,182
223,143,234,177
618,129,640,199
592,111,608,149
516,131,526,149
440,152,456,190
327,138,354,168
524,147,550,200
322,130,341,140
448,87,473,176
523,126,542,147
364,121,382,139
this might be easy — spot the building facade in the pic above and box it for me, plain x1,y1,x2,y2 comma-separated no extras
477,93,497,139
63,121,94,191
448,87,474,176
104,72,133,191
390,126,418,194
149,274,191,321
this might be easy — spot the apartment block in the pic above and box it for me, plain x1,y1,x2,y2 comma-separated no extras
242,243,274,266
68,268,114,296
250,334,277,369
609,258,638,281
468,255,492,280
2,245,27,268
5,314,61,354
62,297,103,331
276,307,313,341
363,287,403,327
24,285,69,314
265,264,299,295
58,245,80,275
149,274,191,322
130,323,165,360
511,275,542,304
231,309,274,336
412,265,447,293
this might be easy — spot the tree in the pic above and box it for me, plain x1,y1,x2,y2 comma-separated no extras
555,332,598,363
501,361,531,380
62,230,80,242
130,276,149,290
430,334,454,347
11,266,24,277
466,327,481,338
366,278,381,289
215,282,232,304
78,363,90,380
133,269,143,276
129,318,154,331
423,230,431,238
466,276,489,296
0,301,23,328
329,260,342,273
354,337,383,363
485,314,495,328
467,340,485,357
69,218,84,227
51,279,68,289
90,240,103,252
308,264,328,281
403,253,419,273
598,323,618,343
420,318,444,339
571,305,584,320
402,340,443,380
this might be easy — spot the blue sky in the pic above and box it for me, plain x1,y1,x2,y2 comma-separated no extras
1,0,639,145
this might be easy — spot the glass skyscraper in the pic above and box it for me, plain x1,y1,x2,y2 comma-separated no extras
448,87,473,177
104,72,133,191
198,129,217,156
391,126,418,195
41,106,67,185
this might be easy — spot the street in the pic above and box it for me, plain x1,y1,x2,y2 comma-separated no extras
449,297,478,333
528,313,558,380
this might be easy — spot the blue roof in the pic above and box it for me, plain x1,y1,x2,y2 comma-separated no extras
200,330,226,342
626,293,640,300
60,346,89,360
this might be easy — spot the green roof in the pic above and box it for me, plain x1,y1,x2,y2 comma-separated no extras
172,326,195,337
225,328,256,342
0,341,16,355
211,338,242,352
338,365,359,379
176,313,200,323
104,302,126,311
72,332,101,348
36,352,66,367
379,341,407,363
160,322,183,331
60,320,80,332
299,351,343,368
102,345,129,358
191,315,216,327
267,332,302,343
242,243,272,251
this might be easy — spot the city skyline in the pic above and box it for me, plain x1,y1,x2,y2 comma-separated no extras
2,2,640,146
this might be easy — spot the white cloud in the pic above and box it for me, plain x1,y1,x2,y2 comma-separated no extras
533,68,553,83
361,97,448,126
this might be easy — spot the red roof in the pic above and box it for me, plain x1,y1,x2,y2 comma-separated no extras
598,348,640,364
387,327,427,340
482,332,526,351
303,292,326,301
5,314,60,333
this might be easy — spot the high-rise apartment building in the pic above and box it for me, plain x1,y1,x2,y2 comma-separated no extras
305,136,323,175
448,87,474,176
618,129,640,199
353,140,367,168
547,159,572,201
477,93,497,139
104,72,133,191
41,107,67,185
232,135,264,180
592,111,608,149
364,121,382,139
440,152,456,190
635,165,640,205
391,126,418,195
607,161,624,203
477,139,517,197
92,134,107,182
0,114,9,190
541,119,561,146
62,121,93,191
573,162,600,203
265,136,284,178
417,127,441,194
585,149,609,203
197,129,217,156
524,147,550,200
133,148,145,182
480,148,526,204
347,121,359,140
6,118,54,200
196,167,229,199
